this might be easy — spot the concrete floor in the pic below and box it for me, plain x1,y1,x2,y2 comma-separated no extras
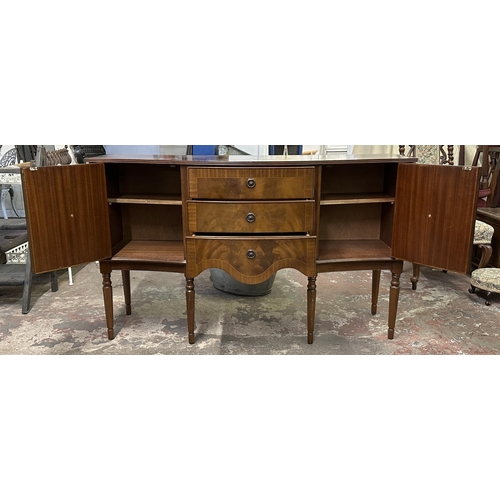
1,260,500,354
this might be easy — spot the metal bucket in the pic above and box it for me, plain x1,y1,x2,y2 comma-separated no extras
209,268,276,296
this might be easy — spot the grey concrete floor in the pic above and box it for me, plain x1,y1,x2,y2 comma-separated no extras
1,260,500,354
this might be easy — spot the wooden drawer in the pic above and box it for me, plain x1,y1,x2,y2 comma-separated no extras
187,167,315,200
186,236,316,282
187,201,315,234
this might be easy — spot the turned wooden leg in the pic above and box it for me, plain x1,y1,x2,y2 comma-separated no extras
447,145,454,165
371,270,380,315
485,291,492,306
469,285,476,294
186,278,195,344
307,276,317,344
102,272,115,340
411,263,420,290
388,271,401,340
122,270,132,315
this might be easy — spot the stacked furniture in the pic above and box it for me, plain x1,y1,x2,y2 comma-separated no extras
0,219,58,313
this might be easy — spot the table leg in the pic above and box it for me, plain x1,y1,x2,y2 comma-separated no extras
122,270,131,315
388,270,401,339
102,272,114,340
186,278,195,344
307,276,316,344
371,270,380,315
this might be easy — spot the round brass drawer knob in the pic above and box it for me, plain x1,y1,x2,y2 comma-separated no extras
246,249,256,259
246,213,256,223
246,178,256,188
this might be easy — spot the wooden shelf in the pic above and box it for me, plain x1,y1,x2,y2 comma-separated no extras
320,193,395,205
111,240,185,263
317,239,392,262
107,194,182,205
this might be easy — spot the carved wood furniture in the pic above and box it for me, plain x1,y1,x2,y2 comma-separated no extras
472,146,500,208
476,207,500,268
20,154,479,344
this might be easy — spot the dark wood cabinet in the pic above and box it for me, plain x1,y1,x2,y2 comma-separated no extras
20,154,480,344
22,163,112,272
392,163,478,273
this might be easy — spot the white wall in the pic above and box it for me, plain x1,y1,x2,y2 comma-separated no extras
104,145,160,155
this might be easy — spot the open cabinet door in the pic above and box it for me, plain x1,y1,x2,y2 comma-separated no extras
392,163,480,274
21,163,112,274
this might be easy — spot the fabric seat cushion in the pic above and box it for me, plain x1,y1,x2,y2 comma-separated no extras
473,220,494,245
471,267,500,294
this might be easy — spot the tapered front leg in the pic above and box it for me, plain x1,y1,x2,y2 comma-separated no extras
307,276,317,344
102,272,115,340
186,278,195,344
387,271,401,340
371,270,381,315
122,270,131,315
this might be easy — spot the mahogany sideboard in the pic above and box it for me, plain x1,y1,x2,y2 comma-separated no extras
20,154,480,344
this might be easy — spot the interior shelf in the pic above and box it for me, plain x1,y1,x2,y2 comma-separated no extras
111,240,185,262
320,193,395,205
107,194,182,205
317,239,392,262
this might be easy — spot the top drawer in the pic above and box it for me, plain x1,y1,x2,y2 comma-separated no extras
187,167,315,200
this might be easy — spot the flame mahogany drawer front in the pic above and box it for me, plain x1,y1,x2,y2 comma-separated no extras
186,236,317,282
187,200,315,234
187,167,315,200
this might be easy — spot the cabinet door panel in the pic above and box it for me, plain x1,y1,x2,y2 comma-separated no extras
392,163,480,273
22,163,112,273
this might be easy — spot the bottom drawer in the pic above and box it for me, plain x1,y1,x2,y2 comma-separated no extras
186,236,316,283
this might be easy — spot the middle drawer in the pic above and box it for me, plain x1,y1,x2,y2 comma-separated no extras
187,200,315,234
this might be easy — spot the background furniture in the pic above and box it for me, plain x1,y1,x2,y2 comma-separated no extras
268,145,303,155
469,267,500,305
20,154,479,343
0,148,20,219
476,207,500,268
472,146,500,207
0,218,58,313
0,148,61,313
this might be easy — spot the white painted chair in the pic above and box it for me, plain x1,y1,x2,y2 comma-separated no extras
0,148,20,219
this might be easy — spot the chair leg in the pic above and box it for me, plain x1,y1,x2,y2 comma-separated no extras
0,187,9,219
411,263,420,290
